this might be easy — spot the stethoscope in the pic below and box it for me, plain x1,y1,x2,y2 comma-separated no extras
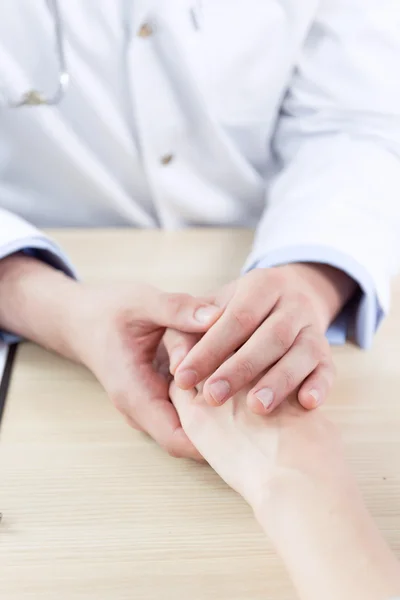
1,0,68,108
1,0,203,109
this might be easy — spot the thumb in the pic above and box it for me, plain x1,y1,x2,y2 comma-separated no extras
145,290,221,332
128,368,203,461
163,329,201,375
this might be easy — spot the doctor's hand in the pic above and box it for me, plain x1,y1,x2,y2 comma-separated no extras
72,282,222,460
166,264,356,414
0,253,221,460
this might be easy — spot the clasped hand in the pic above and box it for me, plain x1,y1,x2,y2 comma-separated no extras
167,266,335,416
75,264,337,460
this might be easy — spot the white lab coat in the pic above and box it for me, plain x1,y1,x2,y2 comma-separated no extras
0,0,399,346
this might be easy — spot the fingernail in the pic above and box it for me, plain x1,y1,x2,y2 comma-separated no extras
255,388,274,410
194,305,219,324
169,347,187,375
175,368,198,389
208,380,231,405
308,389,321,408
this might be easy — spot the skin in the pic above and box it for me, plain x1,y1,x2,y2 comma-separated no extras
170,383,400,600
0,254,355,458
0,253,222,459
167,263,356,413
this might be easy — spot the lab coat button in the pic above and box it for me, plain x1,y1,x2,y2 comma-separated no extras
137,23,154,38
160,154,174,165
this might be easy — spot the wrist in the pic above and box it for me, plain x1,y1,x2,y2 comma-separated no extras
251,464,354,542
0,253,84,361
283,262,357,329
248,412,349,538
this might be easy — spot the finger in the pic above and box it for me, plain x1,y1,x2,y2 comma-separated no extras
141,396,204,461
129,365,203,461
114,358,203,461
247,331,327,414
144,290,222,332
163,329,201,375
169,382,210,446
211,280,238,309
175,273,279,389
162,281,237,375
169,381,197,420
298,361,336,410
202,309,303,406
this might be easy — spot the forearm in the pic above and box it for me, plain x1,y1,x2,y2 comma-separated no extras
255,463,400,600
0,253,82,361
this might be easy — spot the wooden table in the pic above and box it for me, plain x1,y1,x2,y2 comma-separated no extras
1,229,400,600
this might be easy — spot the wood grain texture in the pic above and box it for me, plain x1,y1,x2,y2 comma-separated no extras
0,229,399,600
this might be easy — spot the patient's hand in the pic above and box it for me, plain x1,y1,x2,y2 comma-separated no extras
170,382,342,509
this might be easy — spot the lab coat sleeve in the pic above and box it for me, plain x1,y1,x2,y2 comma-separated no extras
244,0,400,349
0,208,76,343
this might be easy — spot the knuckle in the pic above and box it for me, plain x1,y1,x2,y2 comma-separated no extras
249,267,285,291
246,269,272,298
321,337,333,358
230,307,258,332
247,268,268,287
295,292,313,312
322,359,337,386
268,267,287,288
236,357,256,382
272,321,295,352
305,335,324,362
281,369,296,392
322,349,335,370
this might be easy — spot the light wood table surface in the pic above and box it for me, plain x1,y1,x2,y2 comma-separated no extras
1,229,400,600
